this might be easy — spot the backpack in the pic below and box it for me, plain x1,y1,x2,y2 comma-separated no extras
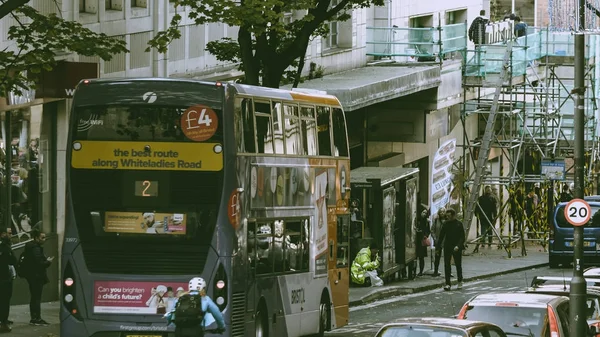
17,246,32,279
173,294,204,327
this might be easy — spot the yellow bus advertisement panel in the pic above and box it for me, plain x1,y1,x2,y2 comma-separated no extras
71,141,223,171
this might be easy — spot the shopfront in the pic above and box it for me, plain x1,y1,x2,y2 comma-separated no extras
1,60,97,304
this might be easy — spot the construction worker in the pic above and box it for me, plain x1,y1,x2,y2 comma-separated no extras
351,242,381,287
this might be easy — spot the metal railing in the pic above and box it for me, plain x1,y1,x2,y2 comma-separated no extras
366,23,467,62
366,24,599,76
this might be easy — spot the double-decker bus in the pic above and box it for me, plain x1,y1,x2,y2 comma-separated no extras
61,78,351,337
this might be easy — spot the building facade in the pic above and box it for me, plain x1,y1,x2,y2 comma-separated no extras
0,0,488,303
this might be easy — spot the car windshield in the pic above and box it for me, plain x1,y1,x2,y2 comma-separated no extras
463,306,546,336
377,325,467,337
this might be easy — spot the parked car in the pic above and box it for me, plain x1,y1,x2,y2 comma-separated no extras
374,317,509,337
585,267,600,278
456,293,569,336
526,283,600,319
530,275,600,288
549,200,600,268
527,276,600,334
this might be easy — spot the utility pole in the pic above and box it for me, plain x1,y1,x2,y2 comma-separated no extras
570,0,588,334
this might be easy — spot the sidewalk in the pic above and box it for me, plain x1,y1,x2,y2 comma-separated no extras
350,243,549,306
5,302,59,337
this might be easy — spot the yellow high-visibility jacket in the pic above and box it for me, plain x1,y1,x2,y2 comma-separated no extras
350,247,380,285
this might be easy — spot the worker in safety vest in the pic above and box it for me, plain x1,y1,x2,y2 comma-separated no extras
351,242,380,286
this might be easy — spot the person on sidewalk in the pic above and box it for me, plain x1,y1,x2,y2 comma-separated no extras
0,228,16,333
437,209,465,291
431,208,446,277
477,186,497,248
416,209,431,277
350,242,381,287
22,229,53,326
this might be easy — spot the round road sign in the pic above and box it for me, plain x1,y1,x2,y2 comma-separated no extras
564,198,591,226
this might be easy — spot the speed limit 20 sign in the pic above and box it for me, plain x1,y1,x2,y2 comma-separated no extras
565,198,592,226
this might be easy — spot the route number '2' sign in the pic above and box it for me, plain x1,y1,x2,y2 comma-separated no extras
565,198,592,227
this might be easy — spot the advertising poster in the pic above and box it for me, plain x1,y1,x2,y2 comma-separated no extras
71,141,222,171
104,212,186,235
313,170,328,276
430,138,456,217
94,281,188,315
382,186,396,272
405,177,418,264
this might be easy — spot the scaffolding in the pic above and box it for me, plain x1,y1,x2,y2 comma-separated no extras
458,28,600,257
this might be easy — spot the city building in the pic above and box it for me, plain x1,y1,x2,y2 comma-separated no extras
2,0,597,303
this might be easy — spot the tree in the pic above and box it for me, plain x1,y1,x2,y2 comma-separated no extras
0,0,128,97
148,0,384,88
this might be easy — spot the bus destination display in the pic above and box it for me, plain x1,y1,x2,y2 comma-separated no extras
135,180,158,197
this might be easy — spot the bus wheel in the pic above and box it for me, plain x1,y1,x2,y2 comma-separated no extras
255,305,268,337
318,293,331,337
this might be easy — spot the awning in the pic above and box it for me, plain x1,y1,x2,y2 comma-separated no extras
351,166,419,188
291,65,441,111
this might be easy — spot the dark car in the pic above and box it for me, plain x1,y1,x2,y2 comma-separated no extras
456,293,570,336
374,317,509,337
549,200,600,268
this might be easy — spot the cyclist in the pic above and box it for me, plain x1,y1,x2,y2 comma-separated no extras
165,277,226,336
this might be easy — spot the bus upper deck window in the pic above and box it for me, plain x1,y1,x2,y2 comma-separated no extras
237,98,256,153
283,104,302,155
254,102,273,154
332,107,349,157
271,102,285,155
300,107,317,156
316,106,332,156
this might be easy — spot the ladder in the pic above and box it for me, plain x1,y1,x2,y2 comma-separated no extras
463,41,514,246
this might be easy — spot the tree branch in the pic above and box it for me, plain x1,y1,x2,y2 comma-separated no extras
279,0,351,67
0,0,29,21
238,25,260,85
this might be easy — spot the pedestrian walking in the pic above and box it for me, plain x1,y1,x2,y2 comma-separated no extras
468,10,489,45
416,209,431,277
431,208,446,277
437,209,465,291
0,228,16,333
514,16,527,37
21,229,53,326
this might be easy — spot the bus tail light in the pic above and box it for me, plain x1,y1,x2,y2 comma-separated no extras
214,264,228,310
63,262,82,320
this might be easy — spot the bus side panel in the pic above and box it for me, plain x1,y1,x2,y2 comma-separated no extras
329,267,349,329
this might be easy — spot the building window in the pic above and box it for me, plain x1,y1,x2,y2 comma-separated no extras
323,0,339,49
446,9,467,24
105,0,123,11
79,0,98,14
132,0,147,8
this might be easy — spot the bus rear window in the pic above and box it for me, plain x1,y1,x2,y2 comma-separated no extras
73,105,223,142
556,205,600,228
